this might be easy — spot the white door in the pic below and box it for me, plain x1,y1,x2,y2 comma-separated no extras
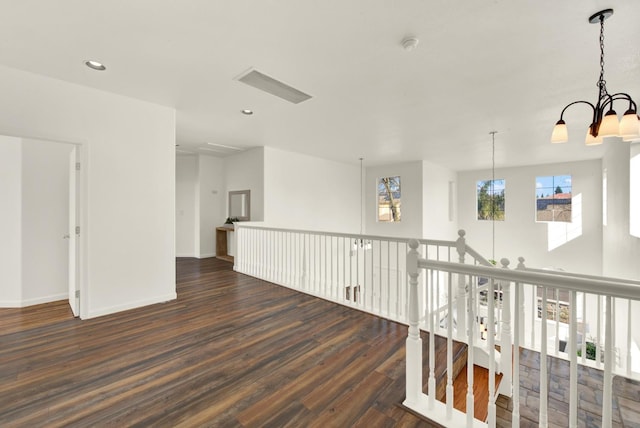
68,146,79,316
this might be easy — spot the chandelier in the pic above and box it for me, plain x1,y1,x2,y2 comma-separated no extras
551,9,640,145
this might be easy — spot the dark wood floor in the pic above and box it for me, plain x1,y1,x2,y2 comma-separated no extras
0,257,441,427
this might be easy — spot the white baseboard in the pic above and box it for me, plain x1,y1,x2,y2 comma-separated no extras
0,300,22,308
197,253,215,259
21,293,68,307
0,293,67,308
85,291,178,320
176,253,195,258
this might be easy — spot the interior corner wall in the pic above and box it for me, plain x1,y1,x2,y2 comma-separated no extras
263,147,360,233
457,159,602,274
21,139,73,305
198,155,225,258
0,65,176,319
0,136,22,306
176,155,198,257
422,160,457,240
225,147,264,222
602,142,640,280
366,161,423,239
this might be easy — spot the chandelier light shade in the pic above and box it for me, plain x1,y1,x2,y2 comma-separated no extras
551,9,640,145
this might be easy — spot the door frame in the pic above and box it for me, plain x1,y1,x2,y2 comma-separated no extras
2,131,87,318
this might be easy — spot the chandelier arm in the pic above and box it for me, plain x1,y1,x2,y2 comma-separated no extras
605,93,637,111
558,100,596,121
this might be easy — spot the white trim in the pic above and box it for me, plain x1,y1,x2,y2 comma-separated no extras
21,293,68,307
0,300,22,308
85,292,177,319
176,253,196,258
197,253,215,259
0,293,68,308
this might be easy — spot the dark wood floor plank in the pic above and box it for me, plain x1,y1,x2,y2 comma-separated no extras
0,257,435,427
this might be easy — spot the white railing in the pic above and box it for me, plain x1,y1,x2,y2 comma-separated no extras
235,225,490,328
405,239,640,428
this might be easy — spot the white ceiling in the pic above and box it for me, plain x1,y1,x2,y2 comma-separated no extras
1,0,638,170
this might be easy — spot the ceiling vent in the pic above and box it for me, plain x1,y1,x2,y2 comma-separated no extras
235,68,312,104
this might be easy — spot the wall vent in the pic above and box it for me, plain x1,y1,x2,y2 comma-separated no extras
235,68,312,104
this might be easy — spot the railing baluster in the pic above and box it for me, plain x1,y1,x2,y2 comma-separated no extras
428,268,436,410
466,274,475,428
531,285,536,349
603,296,613,428
555,288,560,356
628,299,633,376
540,285,548,428
597,295,602,368
499,259,512,397
456,230,467,341
487,276,496,427
569,290,578,428
387,240,391,317
512,279,521,427
581,293,587,364
446,271,454,420
379,240,382,313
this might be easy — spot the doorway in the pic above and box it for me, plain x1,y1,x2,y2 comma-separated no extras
0,136,81,315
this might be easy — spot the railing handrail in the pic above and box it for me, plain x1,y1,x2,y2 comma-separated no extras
465,246,494,267
522,265,640,286
420,258,640,301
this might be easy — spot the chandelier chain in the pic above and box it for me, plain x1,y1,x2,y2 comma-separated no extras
598,14,608,97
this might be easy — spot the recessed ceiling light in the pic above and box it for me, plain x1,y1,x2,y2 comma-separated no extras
241,109,253,115
85,60,106,71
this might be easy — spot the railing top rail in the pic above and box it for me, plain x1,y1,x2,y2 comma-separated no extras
522,265,640,287
234,223,460,249
420,258,640,301
464,246,494,267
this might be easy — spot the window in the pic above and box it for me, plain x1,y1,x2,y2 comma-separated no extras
377,176,401,222
476,179,505,220
536,175,572,222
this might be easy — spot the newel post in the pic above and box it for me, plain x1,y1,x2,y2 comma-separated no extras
456,230,467,341
499,258,513,397
405,239,422,406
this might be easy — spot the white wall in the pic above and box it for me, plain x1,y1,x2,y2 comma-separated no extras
263,147,360,232
366,161,423,239
176,155,197,257
457,160,602,274
21,139,73,304
0,65,176,319
226,147,264,222
422,160,457,240
198,155,225,257
0,136,22,306
602,142,640,280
